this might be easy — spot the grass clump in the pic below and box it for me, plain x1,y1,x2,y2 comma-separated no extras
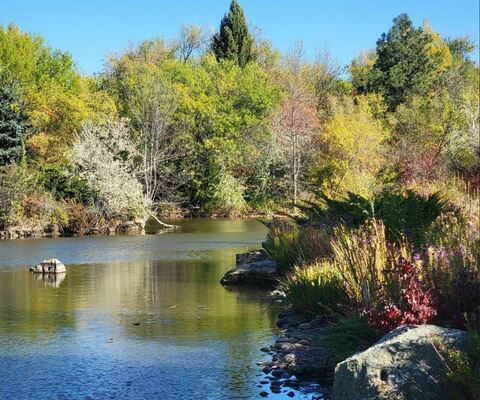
263,219,306,271
324,316,378,364
331,219,410,306
281,262,348,315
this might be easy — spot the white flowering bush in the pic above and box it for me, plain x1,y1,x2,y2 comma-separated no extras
72,120,149,219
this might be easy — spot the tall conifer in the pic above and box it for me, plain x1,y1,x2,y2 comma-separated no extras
0,85,29,165
212,0,255,67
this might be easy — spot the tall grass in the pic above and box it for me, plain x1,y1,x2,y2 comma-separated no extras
281,262,348,315
264,219,306,271
331,220,409,305
423,197,480,329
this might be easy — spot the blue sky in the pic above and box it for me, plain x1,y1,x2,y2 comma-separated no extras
1,0,478,75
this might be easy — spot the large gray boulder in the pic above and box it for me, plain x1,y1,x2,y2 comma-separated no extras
332,324,469,400
220,251,278,286
30,258,66,274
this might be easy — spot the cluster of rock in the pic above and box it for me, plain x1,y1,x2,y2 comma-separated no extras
220,250,279,286
259,318,470,400
30,258,66,274
0,224,61,239
1,218,145,239
262,312,335,380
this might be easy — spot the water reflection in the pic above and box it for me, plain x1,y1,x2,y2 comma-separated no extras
0,219,300,399
32,271,66,287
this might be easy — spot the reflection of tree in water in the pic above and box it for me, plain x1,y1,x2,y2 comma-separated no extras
96,254,278,342
0,270,77,337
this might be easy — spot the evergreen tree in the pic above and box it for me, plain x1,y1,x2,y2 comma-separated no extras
365,14,450,109
211,0,255,67
0,84,29,165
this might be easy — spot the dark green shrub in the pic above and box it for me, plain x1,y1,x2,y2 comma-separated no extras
325,316,378,364
38,162,95,203
294,189,452,246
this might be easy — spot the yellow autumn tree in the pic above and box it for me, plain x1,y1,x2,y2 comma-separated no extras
311,95,389,198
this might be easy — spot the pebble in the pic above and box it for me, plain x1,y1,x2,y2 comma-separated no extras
270,385,281,394
259,391,269,397
287,391,295,397
271,368,287,378
262,366,272,374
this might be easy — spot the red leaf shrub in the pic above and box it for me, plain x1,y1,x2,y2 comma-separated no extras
366,258,437,332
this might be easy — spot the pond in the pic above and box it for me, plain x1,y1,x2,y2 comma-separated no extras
0,219,324,399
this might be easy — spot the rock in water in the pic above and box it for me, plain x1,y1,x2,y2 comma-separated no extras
30,258,66,274
332,324,469,400
220,251,278,286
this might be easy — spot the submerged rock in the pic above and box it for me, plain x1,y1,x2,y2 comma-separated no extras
220,250,278,286
30,258,66,274
332,324,469,400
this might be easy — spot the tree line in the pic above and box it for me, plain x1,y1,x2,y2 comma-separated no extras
0,1,478,235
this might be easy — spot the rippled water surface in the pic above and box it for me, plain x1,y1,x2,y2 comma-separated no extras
0,219,323,399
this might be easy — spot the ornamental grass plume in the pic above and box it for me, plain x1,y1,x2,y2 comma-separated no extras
331,219,390,305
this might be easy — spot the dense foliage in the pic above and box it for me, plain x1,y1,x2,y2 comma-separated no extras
0,3,478,246
0,84,29,165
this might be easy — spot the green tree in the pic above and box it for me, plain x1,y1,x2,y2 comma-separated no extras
211,0,255,67
0,84,29,165
310,95,389,198
365,14,451,109
0,24,116,162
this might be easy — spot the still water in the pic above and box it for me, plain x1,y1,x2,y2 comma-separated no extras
0,219,322,399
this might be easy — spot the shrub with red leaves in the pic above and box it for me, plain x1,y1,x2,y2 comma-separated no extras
366,258,437,332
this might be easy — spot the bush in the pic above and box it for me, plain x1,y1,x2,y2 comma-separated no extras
207,171,247,215
424,210,480,330
366,258,437,332
441,331,480,400
324,315,378,364
281,262,348,315
38,162,96,203
294,189,452,246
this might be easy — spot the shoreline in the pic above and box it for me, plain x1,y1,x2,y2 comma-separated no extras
0,214,282,240
258,310,334,399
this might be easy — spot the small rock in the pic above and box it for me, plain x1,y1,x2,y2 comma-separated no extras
284,381,300,389
276,337,295,343
271,368,287,378
261,347,270,352
259,391,269,397
298,323,311,330
262,366,272,374
287,392,295,398
30,258,66,274
270,385,281,394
